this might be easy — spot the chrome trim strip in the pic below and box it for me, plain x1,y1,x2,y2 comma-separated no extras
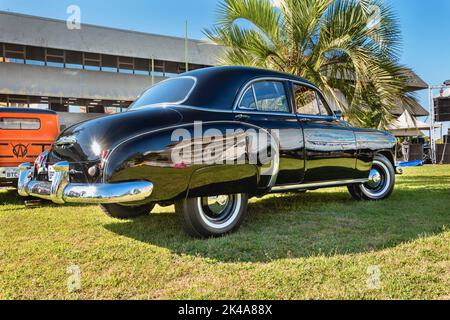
251,85,258,109
271,178,368,192
235,110,297,117
18,160,153,204
170,105,234,114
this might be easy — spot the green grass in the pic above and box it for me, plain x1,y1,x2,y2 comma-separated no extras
0,165,449,300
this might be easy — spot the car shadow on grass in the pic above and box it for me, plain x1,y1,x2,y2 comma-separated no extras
104,179,450,263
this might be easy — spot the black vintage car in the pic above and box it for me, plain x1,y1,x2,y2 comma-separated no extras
18,66,398,238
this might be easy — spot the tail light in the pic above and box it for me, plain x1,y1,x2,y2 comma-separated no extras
34,152,48,172
99,150,109,169
35,154,43,171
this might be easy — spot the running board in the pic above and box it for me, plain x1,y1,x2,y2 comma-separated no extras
271,178,368,193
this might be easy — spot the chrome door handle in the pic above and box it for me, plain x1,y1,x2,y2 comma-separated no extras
235,114,250,121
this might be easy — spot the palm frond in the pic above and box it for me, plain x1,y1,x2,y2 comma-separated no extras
204,0,410,129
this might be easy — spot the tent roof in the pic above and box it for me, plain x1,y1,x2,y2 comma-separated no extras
387,110,440,136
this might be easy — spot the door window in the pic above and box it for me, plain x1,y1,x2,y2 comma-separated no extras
253,81,290,113
293,84,320,115
238,81,290,113
239,87,257,110
293,84,331,116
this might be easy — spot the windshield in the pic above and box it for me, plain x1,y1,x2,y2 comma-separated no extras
129,77,196,110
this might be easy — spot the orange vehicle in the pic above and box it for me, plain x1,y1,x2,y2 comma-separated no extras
0,108,59,186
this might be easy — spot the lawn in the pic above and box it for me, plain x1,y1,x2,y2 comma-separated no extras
0,165,449,300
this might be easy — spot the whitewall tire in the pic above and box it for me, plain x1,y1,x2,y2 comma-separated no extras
348,154,395,201
175,193,248,238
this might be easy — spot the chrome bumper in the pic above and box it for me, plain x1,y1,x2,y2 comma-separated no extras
17,161,153,204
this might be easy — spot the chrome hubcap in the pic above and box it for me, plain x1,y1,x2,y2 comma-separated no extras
361,160,391,198
367,169,382,188
198,194,241,228
206,195,230,215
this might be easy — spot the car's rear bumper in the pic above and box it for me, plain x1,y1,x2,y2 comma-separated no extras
17,161,153,204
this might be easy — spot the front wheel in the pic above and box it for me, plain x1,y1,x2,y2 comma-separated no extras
348,154,395,201
100,203,155,219
175,194,248,238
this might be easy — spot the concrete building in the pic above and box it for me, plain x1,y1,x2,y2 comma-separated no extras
0,11,428,128
0,11,223,127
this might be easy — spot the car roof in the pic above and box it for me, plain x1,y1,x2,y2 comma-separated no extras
185,66,314,84
182,66,317,110
0,107,57,115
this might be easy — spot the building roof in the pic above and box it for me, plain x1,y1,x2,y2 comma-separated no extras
0,107,56,115
0,11,224,66
402,68,428,91
391,97,430,117
0,62,163,101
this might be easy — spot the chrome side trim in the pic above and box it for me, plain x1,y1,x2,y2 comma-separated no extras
271,178,368,192
170,105,234,114
18,160,153,204
235,110,297,117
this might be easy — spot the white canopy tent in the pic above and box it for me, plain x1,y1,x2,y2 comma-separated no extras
387,109,440,137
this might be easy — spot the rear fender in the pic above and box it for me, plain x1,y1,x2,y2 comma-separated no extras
103,121,279,202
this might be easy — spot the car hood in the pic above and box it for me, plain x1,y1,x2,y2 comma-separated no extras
49,107,183,163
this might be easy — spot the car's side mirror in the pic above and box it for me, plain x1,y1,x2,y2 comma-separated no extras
334,110,343,121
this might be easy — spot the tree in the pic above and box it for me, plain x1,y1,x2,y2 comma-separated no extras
205,0,413,129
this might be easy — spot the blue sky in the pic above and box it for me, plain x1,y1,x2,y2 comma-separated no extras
1,0,449,131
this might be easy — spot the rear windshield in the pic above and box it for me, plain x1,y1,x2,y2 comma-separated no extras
129,77,196,110
0,118,41,130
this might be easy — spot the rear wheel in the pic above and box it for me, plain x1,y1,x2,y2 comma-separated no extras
348,154,395,200
100,203,155,219
175,194,248,238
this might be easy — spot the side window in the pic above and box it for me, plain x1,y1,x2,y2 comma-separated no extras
293,84,320,115
253,81,290,113
239,87,257,110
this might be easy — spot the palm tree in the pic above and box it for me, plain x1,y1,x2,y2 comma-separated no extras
204,0,413,129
